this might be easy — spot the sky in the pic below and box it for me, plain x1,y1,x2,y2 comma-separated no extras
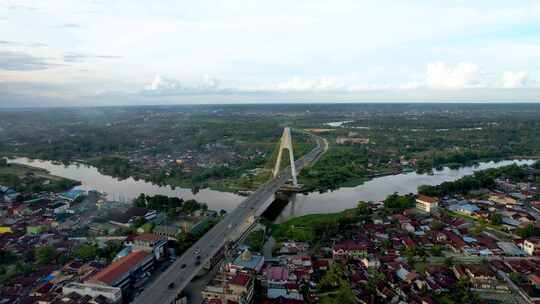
0,0,539,107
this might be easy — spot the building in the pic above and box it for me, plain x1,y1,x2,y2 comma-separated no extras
88,251,153,289
332,240,368,260
230,249,264,273
59,189,86,201
453,265,503,290
228,273,255,304
50,202,70,214
0,186,19,203
131,233,167,260
153,224,182,239
0,227,12,234
522,238,540,256
336,137,370,145
416,195,439,213
202,273,255,304
448,203,480,216
489,194,518,205
108,207,157,228
62,282,122,303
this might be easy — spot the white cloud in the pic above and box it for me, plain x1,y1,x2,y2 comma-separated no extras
144,75,225,95
425,61,482,89
501,71,529,88
258,77,346,92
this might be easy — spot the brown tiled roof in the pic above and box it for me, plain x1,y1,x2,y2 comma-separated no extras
416,195,438,204
229,273,251,287
134,233,163,243
89,251,149,285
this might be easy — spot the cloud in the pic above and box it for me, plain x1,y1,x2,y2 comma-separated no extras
55,23,81,29
425,61,482,89
502,71,529,88
143,75,229,95
0,51,52,71
258,77,347,92
63,52,122,63
0,40,47,47
401,62,534,90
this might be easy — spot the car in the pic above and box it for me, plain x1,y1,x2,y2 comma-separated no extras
180,263,186,269
168,282,175,289
196,255,201,260
194,248,200,255
195,260,201,266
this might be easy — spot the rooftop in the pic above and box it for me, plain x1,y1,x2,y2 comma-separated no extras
89,251,149,286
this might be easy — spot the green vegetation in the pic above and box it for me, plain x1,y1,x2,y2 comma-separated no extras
35,245,57,266
2,104,540,193
245,229,265,252
419,163,532,197
318,264,357,304
299,147,370,191
383,193,415,214
272,211,349,242
72,242,123,263
516,224,540,238
133,194,207,218
433,278,480,304
89,156,132,178
0,163,79,195
272,193,416,242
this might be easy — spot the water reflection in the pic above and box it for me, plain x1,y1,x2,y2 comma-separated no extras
9,158,534,220
276,159,535,222
9,158,244,212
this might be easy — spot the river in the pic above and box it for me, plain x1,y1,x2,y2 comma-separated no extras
8,158,534,219
275,159,535,222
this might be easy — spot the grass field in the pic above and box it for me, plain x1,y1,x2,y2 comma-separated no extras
271,209,355,242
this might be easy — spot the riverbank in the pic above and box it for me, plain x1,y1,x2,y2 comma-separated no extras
0,162,80,193
7,157,536,220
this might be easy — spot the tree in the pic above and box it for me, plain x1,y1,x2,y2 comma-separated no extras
431,220,444,231
0,158,7,167
73,244,98,261
490,213,503,226
35,246,56,265
97,241,123,263
246,230,265,252
516,224,540,238
429,245,443,256
318,264,345,291
336,284,356,303
355,201,370,220
134,193,147,208
383,193,415,213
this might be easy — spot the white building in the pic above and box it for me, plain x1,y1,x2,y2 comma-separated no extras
522,238,540,256
416,195,439,213
63,282,122,303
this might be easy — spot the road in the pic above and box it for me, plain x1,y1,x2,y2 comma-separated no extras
427,254,540,264
133,131,328,304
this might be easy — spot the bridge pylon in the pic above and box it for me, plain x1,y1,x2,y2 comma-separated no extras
272,127,298,186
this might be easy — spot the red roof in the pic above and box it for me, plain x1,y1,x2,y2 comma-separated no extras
334,240,368,251
443,231,466,249
134,233,163,243
266,266,288,281
89,251,149,285
229,274,251,287
416,195,438,204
